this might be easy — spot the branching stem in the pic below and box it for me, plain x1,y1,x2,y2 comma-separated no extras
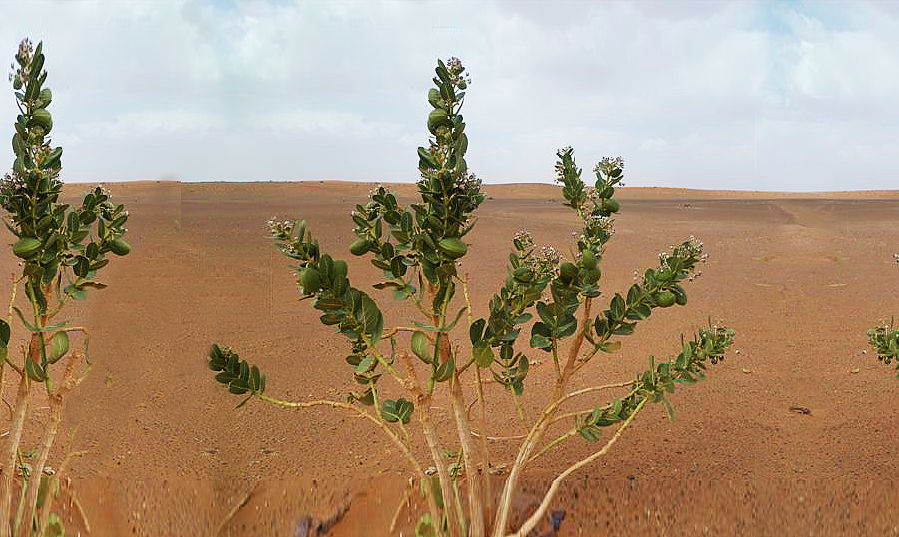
507,398,647,537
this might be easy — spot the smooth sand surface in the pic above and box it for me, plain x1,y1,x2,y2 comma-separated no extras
1,180,898,536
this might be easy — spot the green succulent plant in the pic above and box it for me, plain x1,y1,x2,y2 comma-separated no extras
0,38,130,537
209,57,735,537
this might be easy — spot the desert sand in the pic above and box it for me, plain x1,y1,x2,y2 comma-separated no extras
1,180,898,536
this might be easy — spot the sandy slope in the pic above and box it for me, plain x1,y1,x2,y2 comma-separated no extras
1,180,898,536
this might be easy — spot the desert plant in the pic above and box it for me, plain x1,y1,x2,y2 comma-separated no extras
0,38,130,536
208,57,735,537
868,253,899,373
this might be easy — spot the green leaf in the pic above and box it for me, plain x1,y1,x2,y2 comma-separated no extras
444,306,467,332
610,294,626,320
411,331,432,364
25,358,46,382
0,319,9,347
469,318,486,345
530,333,552,351
661,396,676,422
474,344,494,368
47,331,69,364
433,358,454,382
12,307,34,332
354,354,375,374
382,398,414,424
598,341,621,354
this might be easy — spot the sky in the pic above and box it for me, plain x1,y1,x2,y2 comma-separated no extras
1,0,899,191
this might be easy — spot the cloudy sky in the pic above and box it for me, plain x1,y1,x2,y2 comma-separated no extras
1,0,899,190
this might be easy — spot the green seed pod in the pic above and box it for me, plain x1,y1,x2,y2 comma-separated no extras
559,262,578,284
12,237,41,258
349,238,370,256
36,88,51,109
583,267,601,284
581,249,597,269
300,267,321,294
427,109,450,135
437,237,468,259
109,238,130,256
28,109,52,132
655,291,676,308
602,198,620,214
332,259,348,282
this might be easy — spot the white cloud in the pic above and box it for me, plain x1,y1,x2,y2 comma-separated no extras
0,0,898,190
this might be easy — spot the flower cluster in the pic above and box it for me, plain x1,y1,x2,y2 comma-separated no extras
445,56,471,89
658,236,707,281
528,245,562,277
8,38,33,90
266,217,295,239
553,146,574,185
594,156,624,179
512,230,535,252
0,172,27,213
458,172,482,192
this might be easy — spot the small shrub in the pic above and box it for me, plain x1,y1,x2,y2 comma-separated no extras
868,253,899,373
209,58,735,537
0,38,131,537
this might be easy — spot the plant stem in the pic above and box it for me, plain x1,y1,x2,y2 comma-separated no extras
527,429,577,465
492,298,595,536
21,351,81,537
507,398,647,537
462,273,494,524
257,393,442,536
562,298,591,379
557,382,636,408
449,373,485,537
0,373,28,537
473,366,494,519
418,398,463,537
397,353,447,537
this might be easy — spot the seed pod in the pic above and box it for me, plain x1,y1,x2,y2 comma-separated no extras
655,291,676,308
332,259,348,282
109,238,130,256
583,267,601,284
28,109,52,132
559,262,578,284
427,109,450,134
581,249,597,269
13,237,41,258
437,237,467,259
300,268,321,294
349,239,370,256
602,198,620,214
